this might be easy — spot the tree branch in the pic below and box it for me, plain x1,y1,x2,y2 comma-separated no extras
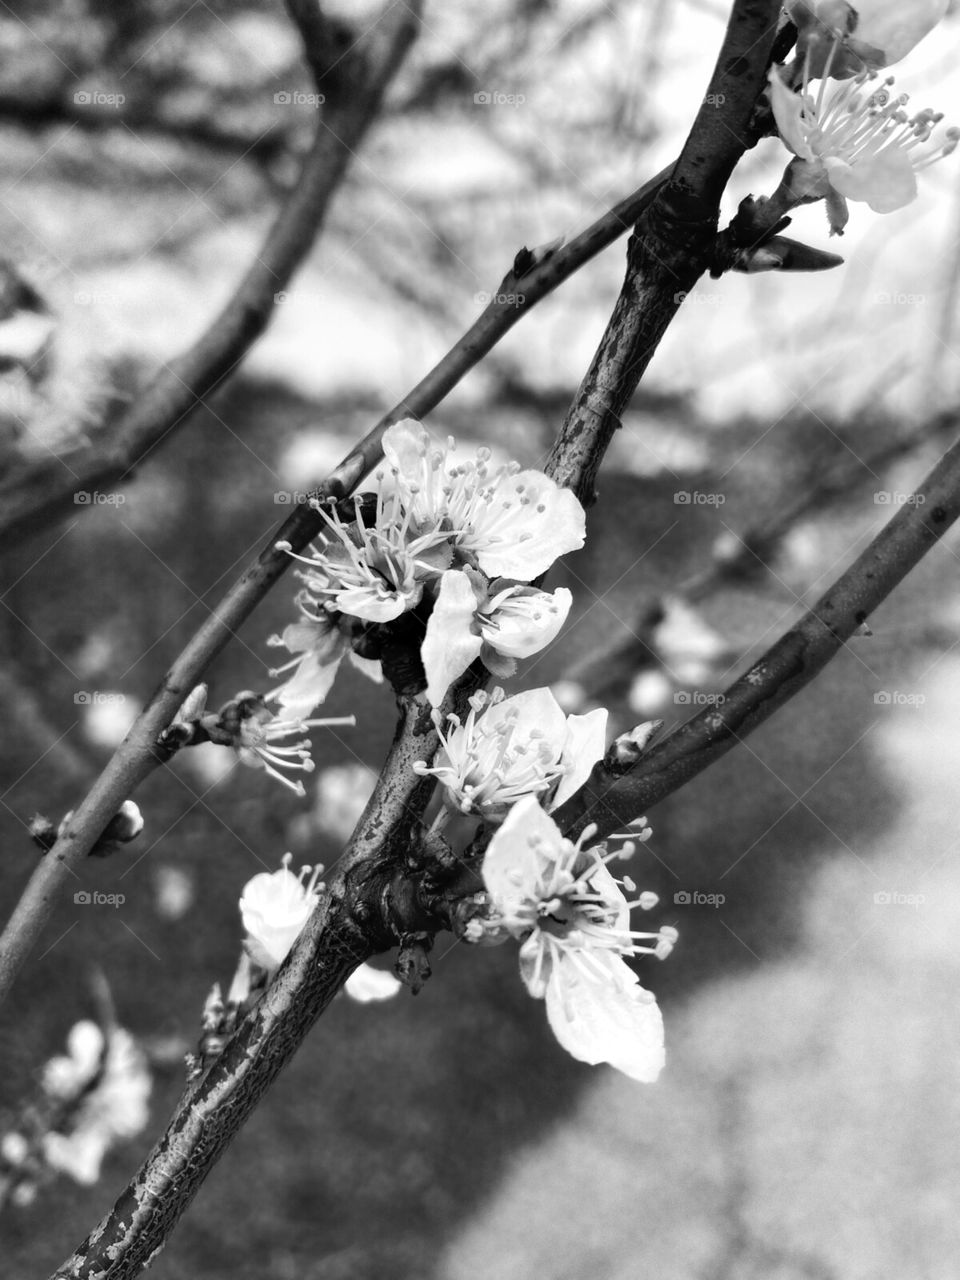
546,0,782,503
50,694,442,1280
0,0,419,547
0,161,673,1008
553,431,960,839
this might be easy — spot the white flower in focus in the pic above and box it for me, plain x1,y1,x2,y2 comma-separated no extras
482,795,675,1082
788,0,947,73
239,853,325,971
421,568,572,707
237,704,355,797
40,1022,151,1186
381,420,586,581
768,64,958,232
344,963,402,1003
280,487,451,625
414,687,607,822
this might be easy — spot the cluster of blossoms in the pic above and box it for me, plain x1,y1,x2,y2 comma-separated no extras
269,419,584,717
414,684,676,1080
235,421,675,1082
1,1019,151,1203
769,0,956,234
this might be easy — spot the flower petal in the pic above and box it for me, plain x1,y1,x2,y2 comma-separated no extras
479,585,572,660
381,418,429,486
275,647,345,718
544,952,665,1082
767,68,815,161
825,149,917,212
470,474,586,580
851,0,948,65
334,585,410,623
519,933,553,997
344,962,402,1003
421,569,484,707
482,794,564,919
347,652,384,684
552,707,607,810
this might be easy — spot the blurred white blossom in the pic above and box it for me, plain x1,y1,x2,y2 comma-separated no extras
344,963,402,1003
39,1020,151,1187
239,853,325,972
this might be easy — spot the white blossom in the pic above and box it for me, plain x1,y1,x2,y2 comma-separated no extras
788,0,947,74
267,615,381,719
236,703,355,797
381,419,586,581
239,853,325,971
40,1021,151,1186
344,963,402,1003
420,568,572,707
278,486,450,624
414,687,606,822
768,63,958,232
481,796,675,1082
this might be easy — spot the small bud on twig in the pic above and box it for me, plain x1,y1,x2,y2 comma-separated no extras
604,720,664,774
395,933,433,995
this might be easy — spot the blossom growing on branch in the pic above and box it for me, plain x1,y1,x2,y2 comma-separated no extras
481,796,676,1082
239,853,325,971
239,857,400,1001
381,420,586,581
788,0,947,76
420,568,572,707
414,686,606,822
40,1021,152,1187
273,419,584,710
267,615,381,721
235,702,356,797
768,63,958,232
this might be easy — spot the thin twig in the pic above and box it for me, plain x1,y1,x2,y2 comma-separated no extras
553,431,960,839
545,0,782,503
50,694,440,1280
0,1,416,547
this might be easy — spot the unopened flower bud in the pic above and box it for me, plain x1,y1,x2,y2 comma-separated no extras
604,721,663,772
